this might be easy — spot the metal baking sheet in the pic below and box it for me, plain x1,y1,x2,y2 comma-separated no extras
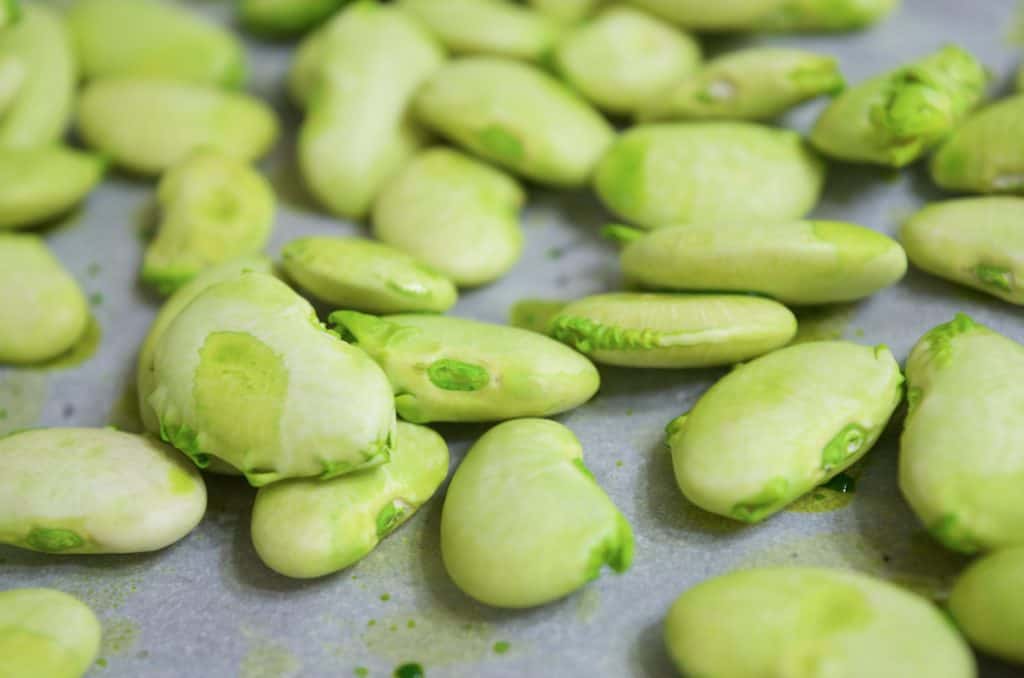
3,1,1023,676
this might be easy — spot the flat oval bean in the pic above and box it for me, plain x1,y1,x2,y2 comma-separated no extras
630,0,898,31
441,419,633,608
548,293,797,368
665,567,975,678
252,422,449,578
0,428,206,553
0,588,100,678
670,341,902,523
68,0,245,87
399,0,560,62
626,0,781,30
528,0,602,23
639,47,843,122
414,57,614,187
901,198,1024,304
0,146,105,230
594,122,824,228
900,314,1024,553
281,237,457,314
930,94,1024,194
298,4,443,219
330,311,600,423
143,150,274,296
811,45,986,167
617,220,906,304
554,6,701,115
0,5,75,148
239,0,347,37
0,234,88,365
949,546,1024,665
147,273,396,486
77,77,279,176
372,148,524,287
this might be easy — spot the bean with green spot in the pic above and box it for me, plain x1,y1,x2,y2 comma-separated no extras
441,419,633,608
0,588,101,678
282,237,457,314
143,150,275,297
669,341,902,523
553,6,701,116
330,311,599,423
77,77,279,176
146,272,396,486
548,292,797,368
414,57,614,187
665,567,975,678
239,0,348,37
900,314,1024,553
615,220,906,304
528,0,602,23
949,546,1024,665
930,94,1024,194
372,148,524,287
0,428,206,554
811,45,986,167
252,422,449,578
594,122,825,229
0,146,106,231
638,47,844,122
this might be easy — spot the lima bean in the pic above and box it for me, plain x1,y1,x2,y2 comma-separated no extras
811,45,986,167
414,57,615,187
0,146,105,231
77,77,279,176
0,588,100,678
239,0,348,37
441,419,633,608
281,237,457,314
628,0,898,31
548,293,797,368
930,94,1024,194
330,311,600,423
251,422,449,578
669,341,902,523
594,123,825,228
949,546,1024,665
665,567,975,678
146,272,396,486
372,148,525,287
0,428,206,554
616,220,907,304
528,0,602,23
900,314,1024,553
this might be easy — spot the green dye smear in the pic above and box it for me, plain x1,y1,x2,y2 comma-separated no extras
788,472,857,513
89,292,104,307
406,620,416,629
87,262,102,277
240,632,301,678
380,593,391,602
575,586,601,623
790,305,855,345
492,641,510,655
100,618,138,657
546,246,565,260
96,658,108,668
393,663,424,678
362,610,492,667
42,315,102,370
615,460,623,468
0,370,47,436
354,669,369,678
106,379,144,434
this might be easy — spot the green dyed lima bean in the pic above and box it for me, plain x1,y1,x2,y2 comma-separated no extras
239,0,348,37
0,428,206,554
0,146,105,230
949,546,1024,665
628,0,898,31
252,422,449,578
670,341,902,523
0,588,100,678
441,419,633,608
930,94,1024,194
900,314,1024,553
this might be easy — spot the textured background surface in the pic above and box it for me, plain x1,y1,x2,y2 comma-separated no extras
2,1,1023,676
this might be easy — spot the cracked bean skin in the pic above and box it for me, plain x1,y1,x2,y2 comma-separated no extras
594,122,824,229
930,94,1024,195
68,0,245,87
414,57,614,187
554,6,702,115
628,0,898,31
330,311,600,424
0,146,106,230
146,272,396,486
638,47,843,122
665,567,975,678
949,546,1024,665
77,77,279,176
616,220,906,304
0,428,206,554
252,422,449,578
548,293,797,368
441,419,633,608
900,314,1024,553
0,588,100,678
239,0,347,37
281,237,457,314
0,234,88,365
372,148,524,287
669,341,902,523
811,45,986,167
143,150,274,297
901,198,1024,304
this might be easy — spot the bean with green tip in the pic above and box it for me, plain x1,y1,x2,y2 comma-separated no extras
949,546,1024,665
930,94,1024,194
441,419,633,608
0,146,105,231
0,588,101,678
239,0,348,37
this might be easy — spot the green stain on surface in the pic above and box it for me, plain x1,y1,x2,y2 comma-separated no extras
427,359,489,392
89,292,104,307
96,658,108,668
788,473,857,513
25,527,84,552
100,618,138,656
380,593,391,602
492,641,510,655
239,630,300,678
393,663,424,678
354,669,368,678
791,305,854,345
42,315,101,370
87,262,102,277
362,611,493,667
546,246,565,260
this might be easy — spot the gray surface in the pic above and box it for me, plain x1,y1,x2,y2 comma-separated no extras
3,1,1024,676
